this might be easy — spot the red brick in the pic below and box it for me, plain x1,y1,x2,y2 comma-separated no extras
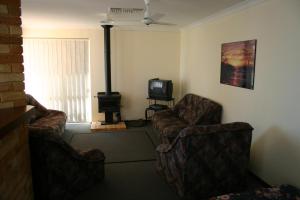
0,24,9,34
0,36,22,44
11,63,23,72
0,73,24,82
0,123,34,199
0,16,21,25
12,81,24,90
7,5,21,17
0,0,21,6
0,54,23,63
8,45,22,54
0,63,11,72
9,25,22,35
0,44,9,53
0,82,12,91
13,98,25,107
0,91,25,102
0,4,8,15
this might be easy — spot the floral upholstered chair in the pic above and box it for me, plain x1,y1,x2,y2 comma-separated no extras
26,94,67,135
210,185,300,200
156,122,253,199
29,130,105,200
152,93,223,144
26,94,105,200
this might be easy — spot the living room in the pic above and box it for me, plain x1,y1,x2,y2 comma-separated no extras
0,0,300,199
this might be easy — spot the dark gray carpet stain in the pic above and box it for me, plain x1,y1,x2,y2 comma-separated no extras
75,161,180,200
70,130,156,163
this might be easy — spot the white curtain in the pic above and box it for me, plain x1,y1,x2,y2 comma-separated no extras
23,38,91,122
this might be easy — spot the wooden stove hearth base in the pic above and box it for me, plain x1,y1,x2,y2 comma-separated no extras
91,121,126,132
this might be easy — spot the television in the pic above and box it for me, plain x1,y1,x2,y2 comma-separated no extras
148,78,173,100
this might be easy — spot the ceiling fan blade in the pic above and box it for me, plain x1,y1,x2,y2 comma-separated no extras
105,20,143,26
151,21,176,26
144,0,151,18
144,0,150,6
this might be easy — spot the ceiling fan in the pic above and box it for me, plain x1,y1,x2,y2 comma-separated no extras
100,0,174,26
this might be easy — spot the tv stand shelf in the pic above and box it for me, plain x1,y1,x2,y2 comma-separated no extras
145,97,175,120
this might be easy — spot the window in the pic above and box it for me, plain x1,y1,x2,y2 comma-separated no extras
23,38,91,122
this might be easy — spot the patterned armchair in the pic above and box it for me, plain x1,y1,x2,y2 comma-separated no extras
26,94,67,135
29,129,105,200
210,185,300,200
156,122,253,199
152,93,222,144
26,94,105,200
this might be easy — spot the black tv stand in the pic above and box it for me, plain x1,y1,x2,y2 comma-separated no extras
145,97,175,120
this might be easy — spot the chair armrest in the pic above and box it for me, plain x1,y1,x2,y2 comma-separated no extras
152,108,178,130
29,130,105,163
79,149,106,162
178,122,252,158
29,130,105,199
153,108,176,119
156,122,253,198
158,122,253,153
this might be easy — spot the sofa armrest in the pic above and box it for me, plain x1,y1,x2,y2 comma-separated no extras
156,122,253,198
152,108,178,129
79,149,106,162
153,108,177,119
29,129,105,163
161,122,252,151
178,122,252,165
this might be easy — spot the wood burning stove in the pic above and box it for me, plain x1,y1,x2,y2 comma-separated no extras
97,92,121,123
97,25,121,124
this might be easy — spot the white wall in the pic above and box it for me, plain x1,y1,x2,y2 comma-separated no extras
23,28,180,121
111,30,180,120
180,0,300,186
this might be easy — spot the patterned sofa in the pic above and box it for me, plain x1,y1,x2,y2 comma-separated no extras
26,94,106,200
156,122,253,199
210,185,300,200
26,94,67,135
152,93,222,144
29,130,105,200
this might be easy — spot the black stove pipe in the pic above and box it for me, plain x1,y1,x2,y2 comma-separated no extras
102,25,113,95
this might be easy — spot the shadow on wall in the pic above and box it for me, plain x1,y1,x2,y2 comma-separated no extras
250,126,300,187
179,79,188,97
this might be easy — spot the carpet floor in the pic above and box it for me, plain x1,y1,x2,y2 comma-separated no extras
71,130,156,163
65,122,266,200
76,161,179,200
65,122,180,200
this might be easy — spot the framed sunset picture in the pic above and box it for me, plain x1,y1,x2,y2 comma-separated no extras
220,39,257,89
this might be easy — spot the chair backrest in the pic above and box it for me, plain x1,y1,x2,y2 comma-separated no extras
174,93,222,125
26,94,49,122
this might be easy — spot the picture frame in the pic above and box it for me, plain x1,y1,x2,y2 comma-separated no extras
220,39,257,89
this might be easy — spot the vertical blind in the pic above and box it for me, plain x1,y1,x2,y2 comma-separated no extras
23,38,91,122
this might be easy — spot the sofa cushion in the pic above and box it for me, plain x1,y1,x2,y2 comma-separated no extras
152,109,188,142
174,93,222,125
29,110,67,135
159,116,188,139
26,94,49,122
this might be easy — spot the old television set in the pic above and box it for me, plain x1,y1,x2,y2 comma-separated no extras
148,78,173,100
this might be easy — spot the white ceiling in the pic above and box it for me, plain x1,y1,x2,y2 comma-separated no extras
21,0,248,30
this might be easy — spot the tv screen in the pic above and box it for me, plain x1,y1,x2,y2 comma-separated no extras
148,78,173,100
